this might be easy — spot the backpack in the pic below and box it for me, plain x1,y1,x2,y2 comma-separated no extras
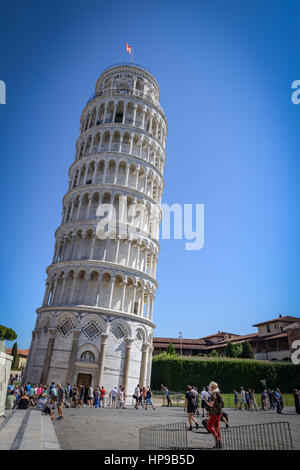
189,392,197,408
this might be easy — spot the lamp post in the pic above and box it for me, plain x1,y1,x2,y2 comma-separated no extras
179,331,183,356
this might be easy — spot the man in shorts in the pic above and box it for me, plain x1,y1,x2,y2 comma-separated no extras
57,384,65,420
110,387,117,407
145,387,155,410
100,386,106,407
133,384,140,409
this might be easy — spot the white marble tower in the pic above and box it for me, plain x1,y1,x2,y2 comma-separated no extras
24,63,167,394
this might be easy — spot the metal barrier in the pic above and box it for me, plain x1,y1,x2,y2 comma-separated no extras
220,422,293,450
139,422,188,450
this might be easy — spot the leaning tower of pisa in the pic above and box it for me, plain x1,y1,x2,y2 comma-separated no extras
24,63,167,394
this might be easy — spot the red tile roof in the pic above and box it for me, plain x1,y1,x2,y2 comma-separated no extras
252,316,300,327
6,348,29,356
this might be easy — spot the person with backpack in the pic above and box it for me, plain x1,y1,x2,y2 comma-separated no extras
184,385,199,431
203,381,223,449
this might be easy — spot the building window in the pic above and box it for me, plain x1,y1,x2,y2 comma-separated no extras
83,321,101,340
267,324,271,333
112,325,125,339
59,319,73,337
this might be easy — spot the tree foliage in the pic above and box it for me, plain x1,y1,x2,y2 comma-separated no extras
151,355,300,393
166,343,178,356
225,342,236,358
241,341,254,359
11,342,18,369
0,325,17,342
208,349,218,357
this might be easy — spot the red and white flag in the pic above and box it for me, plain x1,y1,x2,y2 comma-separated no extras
125,42,132,54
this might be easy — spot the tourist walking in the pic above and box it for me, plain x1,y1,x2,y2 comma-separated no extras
200,387,210,417
249,389,259,412
145,387,155,410
94,387,101,408
203,381,223,449
87,385,94,407
267,388,275,410
71,385,78,407
50,383,57,409
133,384,140,409
239,387,247,410
110,387,117,407
57,384,65,420
184,385,199,431
274,388,283,414
100,386,106,407
117,387,126,409
293,389,300,415
233,389,239,410
261,390,268,411
161,384,172,407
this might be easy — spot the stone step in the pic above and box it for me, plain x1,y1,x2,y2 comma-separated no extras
0,409,60,450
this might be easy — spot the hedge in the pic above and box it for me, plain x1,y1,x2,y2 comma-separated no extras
151,354,300,393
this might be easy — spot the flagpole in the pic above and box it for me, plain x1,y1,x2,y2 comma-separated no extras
131,46,133,65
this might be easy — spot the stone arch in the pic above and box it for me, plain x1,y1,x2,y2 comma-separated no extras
109,318,131,339
77,343,99,363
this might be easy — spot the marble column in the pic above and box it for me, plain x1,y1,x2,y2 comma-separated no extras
139,343,149,388
96,334,109,387
65,329,81,385
122,338,134,392
40,328,57,386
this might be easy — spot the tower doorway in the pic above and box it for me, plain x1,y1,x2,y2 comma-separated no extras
77,373,92,403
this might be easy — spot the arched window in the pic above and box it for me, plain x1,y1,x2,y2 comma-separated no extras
80,351,95,363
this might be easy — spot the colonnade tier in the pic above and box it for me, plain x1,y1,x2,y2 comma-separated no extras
79,96,167,149
42,267,156,322
35,310,154,341
55,219,160,249
51,231,159,277
75,126,165,174
66,157,164,206
61,190,161,236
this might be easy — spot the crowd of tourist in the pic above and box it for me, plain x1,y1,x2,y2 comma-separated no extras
232,387,288,413
182,383,300,448
5,379,156,419
5,375,300,449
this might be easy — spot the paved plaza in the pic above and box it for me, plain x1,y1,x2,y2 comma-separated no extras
52,406,300,450
0,405,299,450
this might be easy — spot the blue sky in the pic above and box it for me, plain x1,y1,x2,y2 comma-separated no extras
1,0,300,349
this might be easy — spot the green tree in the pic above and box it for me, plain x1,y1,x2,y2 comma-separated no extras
0,325,17,342
11,342,18,369
166,343,178,356
225,342,236,358
234,343,243,358
208,349,218,357
241,341,254,359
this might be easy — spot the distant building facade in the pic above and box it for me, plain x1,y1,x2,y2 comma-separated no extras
6,349,29,371
153,314,300,362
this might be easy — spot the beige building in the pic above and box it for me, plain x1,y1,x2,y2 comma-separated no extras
154,314,300,361
6,349,29,371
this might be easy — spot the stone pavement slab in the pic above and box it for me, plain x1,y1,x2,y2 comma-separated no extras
0,409,60,450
